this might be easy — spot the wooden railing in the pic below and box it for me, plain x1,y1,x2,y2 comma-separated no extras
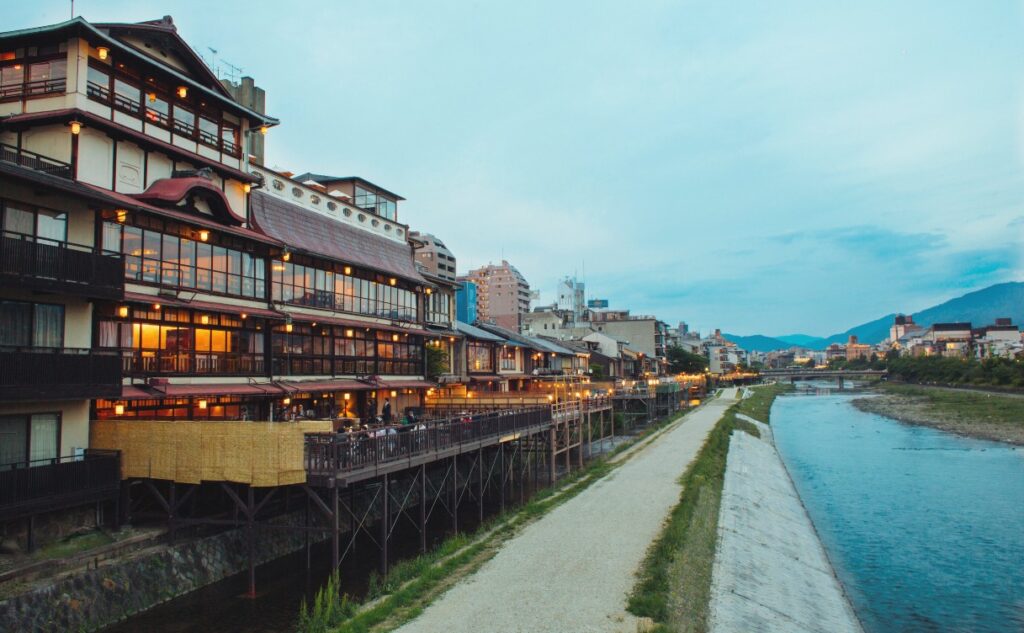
0,449,121,523
0,142,72,179
0,231,125,299
0,77,66,100
0,347,122,401
305,406,552,476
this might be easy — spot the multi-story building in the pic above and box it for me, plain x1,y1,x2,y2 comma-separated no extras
555,276,585,322
844,335,873,361
461,260,530,331
409,231,456,282
0,15,439,546
455,279,477,324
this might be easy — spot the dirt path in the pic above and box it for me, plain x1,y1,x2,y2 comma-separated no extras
393,390,738,633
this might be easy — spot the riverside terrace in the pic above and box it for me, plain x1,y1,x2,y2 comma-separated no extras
93,396,615,597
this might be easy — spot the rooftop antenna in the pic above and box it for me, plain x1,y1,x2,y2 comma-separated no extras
220,59,243,83
70,0,74,18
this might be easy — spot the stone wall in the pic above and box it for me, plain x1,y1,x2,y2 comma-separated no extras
0,512,317,633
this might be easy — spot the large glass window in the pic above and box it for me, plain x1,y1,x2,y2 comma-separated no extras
145,92,170,126
99,306,264,376
0,413,59,468
272,324,422,377
113,77,140,114
173,104,195,136
105,220,265,299
86,65,109,100
1,200,67,243
353,186,397,220
272,258,417,320
468,342,494,372
0,300,63,348
28,59,66,93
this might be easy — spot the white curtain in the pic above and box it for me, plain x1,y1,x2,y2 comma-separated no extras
29,413,59,462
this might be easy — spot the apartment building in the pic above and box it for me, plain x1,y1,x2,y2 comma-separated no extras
409,231,456,283
461,260,530,331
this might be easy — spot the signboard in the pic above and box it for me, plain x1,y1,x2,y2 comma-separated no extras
587,299,609,308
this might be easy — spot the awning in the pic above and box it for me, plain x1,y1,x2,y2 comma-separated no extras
380,379,436,389
122,382,286,398
123,292,283,319
469,375,504,382
285,312,430,336
276,379,375,393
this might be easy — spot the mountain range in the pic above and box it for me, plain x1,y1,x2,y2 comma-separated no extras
723,282,1024,352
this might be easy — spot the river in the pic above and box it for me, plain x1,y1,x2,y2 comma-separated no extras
771,389,1024,633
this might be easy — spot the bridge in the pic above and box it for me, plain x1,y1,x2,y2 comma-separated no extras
759,368,886,388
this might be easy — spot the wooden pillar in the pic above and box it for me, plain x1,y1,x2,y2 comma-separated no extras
499,443,506,514
548,426,557,485
380,474,389,576
246,485,256,598
304,492,311,570
451,455,459,535
332,487,340,573
477,448,484,524
419,464,427,554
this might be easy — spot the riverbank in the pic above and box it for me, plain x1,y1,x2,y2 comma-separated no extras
852,383,1024,445
709,421,863,633
626,383,790,632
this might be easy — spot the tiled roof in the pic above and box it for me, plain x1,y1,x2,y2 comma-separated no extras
136,177,245,225
454,320,505,342
250,191,424,284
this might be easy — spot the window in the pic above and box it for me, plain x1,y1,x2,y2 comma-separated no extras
198,115,219,147
28,59,66,93
0,65,22,98
105,221,265,299
100,306,264,376
173,104,195,136
113,77,140,114
272,257,417,320
468,342,493,372
0,413,60,467
145,92,170,126
1,200,67,243
221,123,239,155
86,65,109,100
0,300,64,348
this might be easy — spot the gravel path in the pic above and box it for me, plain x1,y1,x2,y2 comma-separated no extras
395,390,737,633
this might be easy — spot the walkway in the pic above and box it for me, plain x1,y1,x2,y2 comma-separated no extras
708,418,863,633
395,389,738,633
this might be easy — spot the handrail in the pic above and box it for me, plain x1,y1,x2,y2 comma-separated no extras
0,142,72,179
305,406,552,475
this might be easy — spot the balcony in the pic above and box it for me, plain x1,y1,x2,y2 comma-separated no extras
0,231,125,300
0,347,122,401
0,450,121,528
0,142,72,179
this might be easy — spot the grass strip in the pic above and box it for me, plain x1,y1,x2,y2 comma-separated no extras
627,385,789,632
299,403,702,633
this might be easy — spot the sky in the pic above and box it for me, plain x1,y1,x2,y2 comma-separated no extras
12,1,1024,336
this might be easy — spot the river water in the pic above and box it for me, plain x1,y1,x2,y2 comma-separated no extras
772,390,1024,633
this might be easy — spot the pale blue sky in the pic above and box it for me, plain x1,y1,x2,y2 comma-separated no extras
14,1,1024,336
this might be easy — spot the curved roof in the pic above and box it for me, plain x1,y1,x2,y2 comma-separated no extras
249,191,424,284
135,177,245,225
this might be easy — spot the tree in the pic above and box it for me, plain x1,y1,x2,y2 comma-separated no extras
426,346,449,380
803,358,816,368
589,363,605,380
666,345,709,374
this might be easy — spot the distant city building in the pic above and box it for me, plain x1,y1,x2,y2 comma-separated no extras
221,76,267,165
455,280,478,324
409,231,457,282
462,260,530,331
556,276,586,322
587,299,609,309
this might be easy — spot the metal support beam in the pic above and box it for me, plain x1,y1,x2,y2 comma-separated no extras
380,474,389,576
332,486,340,573
419,464,427,554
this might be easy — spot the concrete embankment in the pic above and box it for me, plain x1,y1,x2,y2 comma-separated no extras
708,415,863,633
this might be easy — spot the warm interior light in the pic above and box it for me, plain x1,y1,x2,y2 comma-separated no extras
198,399,208,410
115,209,127,223
283,397,291,405
389,278,397,286
147,92,156,103
260,125,269,135
282,249,291,262
198,230,209,242
392,334,399,342
425,288,432,295
117,305,129,318
177,86,188,98
152,303,161,310
240,313,247,320
200,315,209,325
69,121,81,135
343,266,352,275
345,329,354,337
343,393,351,401
243,183,251,193
114,403,125,415
390,390,397,398
285,322,294,333
97,46,109,60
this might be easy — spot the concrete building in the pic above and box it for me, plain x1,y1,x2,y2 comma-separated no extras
455,280,478,324
462,260,530,331
409,231,457,283
844,335,873,361
556,276,585,322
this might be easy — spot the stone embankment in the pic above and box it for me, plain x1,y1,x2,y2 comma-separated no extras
708,415,863,633
0,513,312,633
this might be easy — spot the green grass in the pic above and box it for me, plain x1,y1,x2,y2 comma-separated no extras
33,531,114,561
878,382,1024,430
300,405,696,633
627,386,789,632
735,383,793,423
